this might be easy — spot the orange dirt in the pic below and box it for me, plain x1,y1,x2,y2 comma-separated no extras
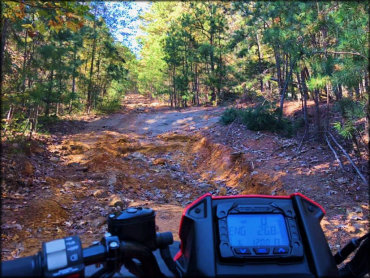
1,94,368,264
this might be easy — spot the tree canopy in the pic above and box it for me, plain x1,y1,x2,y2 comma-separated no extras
1,1,368,143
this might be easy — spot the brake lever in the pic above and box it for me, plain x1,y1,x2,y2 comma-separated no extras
120,241,166,278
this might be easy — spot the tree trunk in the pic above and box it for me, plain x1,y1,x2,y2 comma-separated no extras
70,42,77,114
256,32,264,92
273,46,283,92
333,84,342,100
87,7,98,113
196,64,200,105
21,30,28,94
0,17,8,90
296,71,309,133
209,33,216,103
313,88,322,141
28,35,35,89
279,55,293,120
339,84,343,98
325,84,330,129
354,83,360,100
45,69,54,117
173,66,177,108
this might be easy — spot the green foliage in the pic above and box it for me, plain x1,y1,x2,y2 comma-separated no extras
97,98,121,114
37,115,60,132
332,121,356,140
307,75,330,91
2,1,369,142
220,108,239,125
2,1,136,135
220,103,298,137
332,97,366,141
333,98,365,119
1,114,29,135
96,81,124,114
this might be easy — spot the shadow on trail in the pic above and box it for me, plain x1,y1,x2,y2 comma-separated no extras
2,94,368,261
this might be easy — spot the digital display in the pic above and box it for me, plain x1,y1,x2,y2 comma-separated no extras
227,214,289,247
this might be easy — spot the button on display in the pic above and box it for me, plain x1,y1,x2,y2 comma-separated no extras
253,248,270,254
273,246,289,254
234,248,251,255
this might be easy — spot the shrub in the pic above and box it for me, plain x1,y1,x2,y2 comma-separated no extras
97,98,121,114
220,102,298,137
37,115,60,133
220,108,239,125
333,97,365,119
332,97,366,143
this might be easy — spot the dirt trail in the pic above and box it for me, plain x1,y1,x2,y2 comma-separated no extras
1,94,368,261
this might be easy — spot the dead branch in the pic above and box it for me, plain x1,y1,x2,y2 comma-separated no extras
327,131,367,185
297,128,308,153
325,134,344,171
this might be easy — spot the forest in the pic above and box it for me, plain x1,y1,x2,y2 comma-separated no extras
2,1,369,145
1,0,369,270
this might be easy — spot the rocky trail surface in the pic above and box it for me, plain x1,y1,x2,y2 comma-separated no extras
2,94,368,262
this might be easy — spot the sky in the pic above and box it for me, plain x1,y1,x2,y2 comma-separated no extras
103,1,151,58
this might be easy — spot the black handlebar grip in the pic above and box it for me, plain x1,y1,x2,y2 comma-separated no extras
1,254,42,277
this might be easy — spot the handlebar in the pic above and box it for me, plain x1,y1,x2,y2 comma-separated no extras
1,254,42,277
1,200,369,278
1,232,174,278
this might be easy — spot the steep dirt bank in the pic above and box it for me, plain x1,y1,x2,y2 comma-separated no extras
1,95,368,262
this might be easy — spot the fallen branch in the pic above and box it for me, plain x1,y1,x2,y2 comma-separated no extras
297,128,308,153
327,131,367,185
325,134,344,171
225,117,239,142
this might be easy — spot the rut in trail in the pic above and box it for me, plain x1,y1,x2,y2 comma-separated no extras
1,93,282,259
58,98,285,244
56,93,283,245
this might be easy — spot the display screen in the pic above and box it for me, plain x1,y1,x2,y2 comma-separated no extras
227,214,289,247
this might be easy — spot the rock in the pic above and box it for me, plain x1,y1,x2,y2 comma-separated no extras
336,177,347,184
1,223,22,230
50,157,59,163
219,187,227,196
23,161,34,176
170,165,179,171
175,193,184,198
109,195,124,207
353,207,363,213
153,158,167,165
93,189,108,198
326,190,338,196
107,174,117,187
274,166,281,171
92,216,107,228
130,152,146,161
198,183,210,189
63,181,82,188
32,146,44,154
251,171,259,176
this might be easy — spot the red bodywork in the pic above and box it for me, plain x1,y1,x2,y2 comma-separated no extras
173,193,325,261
